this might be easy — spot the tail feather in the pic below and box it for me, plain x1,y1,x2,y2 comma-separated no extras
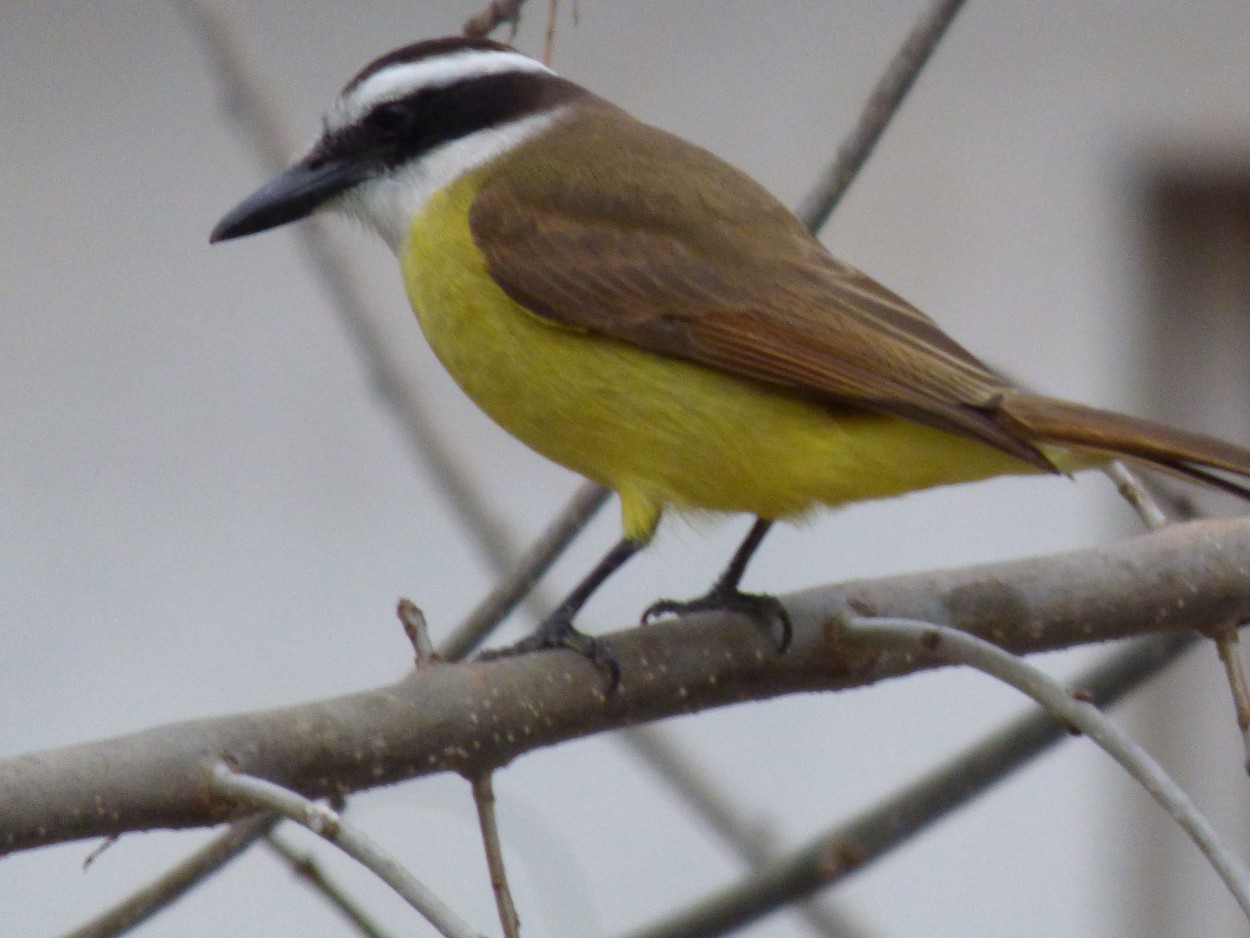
997,393,1250,499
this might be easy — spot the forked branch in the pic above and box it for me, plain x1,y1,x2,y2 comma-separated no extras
7,516,1250,855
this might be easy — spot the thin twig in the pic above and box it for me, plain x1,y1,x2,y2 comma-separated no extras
113,13,1224,938
630,467,1195,938
299,238,524,580
624,729,772,860
1213,626,1250,776
211,764,487,938
620,632,1194,938
1104,463,1250,774
623,727,871,938
843,616,1250,919
398,599,438,665
796,0,967,232
264,831,398,938
184,0,614,645
191,15,968,930
81,836,118,870
621,7,974,933
1106,461,1171,530
59,814,276,938
178,0,525,580
440,480,610,661
471,774,521,938
80,6,607,934
464,0,528,40
614,7,976,935
542,0,559,64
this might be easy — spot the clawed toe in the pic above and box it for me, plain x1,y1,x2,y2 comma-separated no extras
641,597,684,624
641,587,791,650
479,615,621,688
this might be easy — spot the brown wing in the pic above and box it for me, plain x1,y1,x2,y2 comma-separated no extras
470,106,1052,469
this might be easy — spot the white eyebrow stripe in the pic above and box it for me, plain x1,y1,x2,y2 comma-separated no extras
330,50,553,131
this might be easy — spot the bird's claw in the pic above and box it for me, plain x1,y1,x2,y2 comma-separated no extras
479,614,621,689
642,586,792,651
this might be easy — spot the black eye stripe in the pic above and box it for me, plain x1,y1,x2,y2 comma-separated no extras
366,100,412,131
329,71,584,168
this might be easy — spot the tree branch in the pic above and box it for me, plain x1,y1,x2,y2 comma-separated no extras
463,0,528,40
796,0,967,232
843,616,1250,918
620,631,1196,938
5,517,1250,855
177,0,527,582
210,764,486,938
472,773,521,938
59,814,276,938
623,727,874,938
263,830,399,938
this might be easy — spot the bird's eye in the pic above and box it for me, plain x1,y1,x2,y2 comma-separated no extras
368,101,411,133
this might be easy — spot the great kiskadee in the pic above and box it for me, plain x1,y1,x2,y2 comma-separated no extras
212,36,1250,675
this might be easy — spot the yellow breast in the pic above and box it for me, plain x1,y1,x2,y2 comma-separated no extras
399,174,1042,542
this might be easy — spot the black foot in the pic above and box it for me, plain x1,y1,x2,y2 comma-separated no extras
642,585,792,651
479,614,621,688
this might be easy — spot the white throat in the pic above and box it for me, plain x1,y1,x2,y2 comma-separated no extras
333,107,567,253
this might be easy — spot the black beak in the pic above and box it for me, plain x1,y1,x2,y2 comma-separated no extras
210,158,367,243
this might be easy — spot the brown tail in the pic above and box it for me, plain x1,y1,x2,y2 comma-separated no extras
997,393,1250,500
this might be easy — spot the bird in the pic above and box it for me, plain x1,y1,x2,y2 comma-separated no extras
212,35,1250,679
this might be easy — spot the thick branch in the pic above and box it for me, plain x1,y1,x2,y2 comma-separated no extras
5,517,1250,854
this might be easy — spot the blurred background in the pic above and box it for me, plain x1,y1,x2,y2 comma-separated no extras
4,2,1250,935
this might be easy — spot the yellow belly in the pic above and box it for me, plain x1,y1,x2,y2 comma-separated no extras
400,177,1043,542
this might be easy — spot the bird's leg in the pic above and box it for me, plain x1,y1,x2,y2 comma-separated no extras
642,518,791,649
480,536,644,685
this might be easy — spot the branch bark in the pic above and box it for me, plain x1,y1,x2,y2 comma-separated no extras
5,516,1250,855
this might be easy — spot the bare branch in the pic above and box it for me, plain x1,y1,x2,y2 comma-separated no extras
542,0,559,64
616,7,981,932
59,814,276,938
211,764,487,938
623,728,872,938
441,481,611,661
98,8,605,935
7,517,1250,854
180,0,525,580
624,729,772,860
1106,461,1172,529
620,632,1195,938
472,774,521,938
264,831,398,938
91,5,1249,938
1103,467,1250,774
398,599,439,666
184,0,616,646
844,616,1250,919
1213,626,1250,775
796,0,967,232
188,8,966,916
464,0,528,40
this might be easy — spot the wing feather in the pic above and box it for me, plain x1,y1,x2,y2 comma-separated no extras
469,107,1052,469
